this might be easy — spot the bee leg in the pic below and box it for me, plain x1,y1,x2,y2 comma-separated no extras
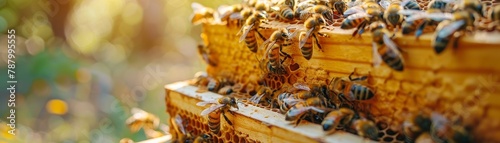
313,34,324,52
351,21,367,39
452,31,463,50
222,111,233,125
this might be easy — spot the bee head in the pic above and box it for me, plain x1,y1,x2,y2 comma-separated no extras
229,97,239,110
201,133,212,139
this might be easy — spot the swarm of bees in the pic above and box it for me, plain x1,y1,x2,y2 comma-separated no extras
188,0,498,142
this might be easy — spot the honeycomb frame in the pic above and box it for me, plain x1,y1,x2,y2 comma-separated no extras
165,82,375,143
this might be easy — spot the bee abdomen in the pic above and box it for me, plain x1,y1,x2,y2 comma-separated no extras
245,30,257,53
301,39,313,60
208,111,221,134
341,18,364,29
351,84,375,100
434,36,450,54
405,2,421,10
281,9,294,20
381,50,404,71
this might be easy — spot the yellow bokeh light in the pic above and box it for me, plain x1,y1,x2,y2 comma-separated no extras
121,2,143,26
46,99,68,115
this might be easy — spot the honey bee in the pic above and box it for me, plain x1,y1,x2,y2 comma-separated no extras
191,2,216,25
126,108,160,133
285,97,326,126
432,12,475,54
295,1,315,20
403,113,432,143
277,83,313,112
239,11,269,53
218,4,245,26
321,108,355,134
341,0,383,37
488,5,500,30
352,118,379,140
262,28,296,73
299,14,329,60
370,22,405,71
457,0,484,16
197,44,218,67
299,5,335,23
429,112,473,143
328,70,376,101
196,96,239,134
255,0,272,12
383,2,404,31
249,86,275,105
272,4,296,21
170,114,192,143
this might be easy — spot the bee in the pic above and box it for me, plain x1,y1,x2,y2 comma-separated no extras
218,85,233,95
432,11,475,54
261,28,296,73
488,5,500,30
329,70,376,101
196,96,239,134
403,113,433,143
352,118,379,140
299,14,329,60
191,2,216,25
301,5,335,23
207,77,233,92
370,22,405,71
218,4,245,26
239,11,269,53
170,115,193,143
285,97,326,126
126,108,160,133
255,0,271,12
383,2,404,31
272,4,296,21
197,44,218,67
321,108,355,134
457,0,484,17
327,0,346,16
401,0,421,10
249,86,275,105
294,0,315,20
341,0,383,37
429,112,473,143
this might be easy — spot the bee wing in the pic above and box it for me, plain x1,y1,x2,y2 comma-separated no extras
436,20,465,39
343,6,363,17
305,106,325,113
378,0,391,9
430,112,450,135
382,34,401,55
398,9,424,15
372,42,383,67
131,107,146,115
191,2,206,13
293,82,311,91
229,13,243,20
196,100,218,106
425,13,454,22
173,115,187,135
271,6,280,12
299,27,315,49
260,36,274,51
239,23,255,42
283,98,303,105
200,104,225,116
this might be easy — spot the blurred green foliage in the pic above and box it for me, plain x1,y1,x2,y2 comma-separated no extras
0,0,239,142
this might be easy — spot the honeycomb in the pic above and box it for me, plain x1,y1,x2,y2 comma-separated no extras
172,0,500,142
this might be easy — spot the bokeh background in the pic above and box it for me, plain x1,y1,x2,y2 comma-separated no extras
0,0,238,142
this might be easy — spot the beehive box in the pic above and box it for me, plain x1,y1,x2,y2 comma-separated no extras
165,0,500,142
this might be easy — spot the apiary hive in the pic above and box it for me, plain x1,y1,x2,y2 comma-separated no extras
166,0,500,142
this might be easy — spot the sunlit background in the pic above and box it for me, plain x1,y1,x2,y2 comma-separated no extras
0,0,238,142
